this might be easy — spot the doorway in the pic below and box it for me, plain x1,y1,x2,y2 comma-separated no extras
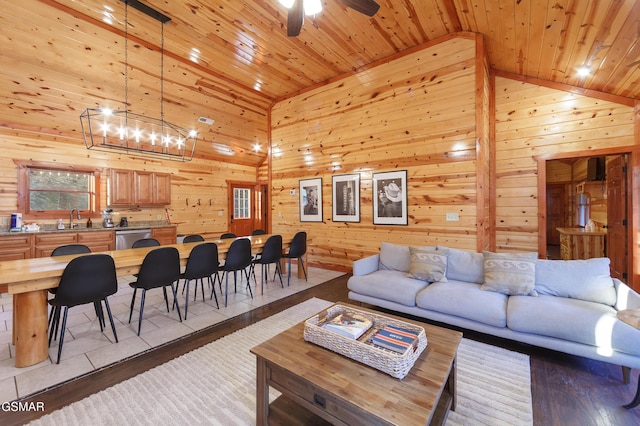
227,181,268,237
543,154,629,279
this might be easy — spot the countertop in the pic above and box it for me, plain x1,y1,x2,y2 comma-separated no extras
0,221,175,237
556,227,606,236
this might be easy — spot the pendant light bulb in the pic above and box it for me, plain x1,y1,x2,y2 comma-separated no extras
279,0,295,8
304,0,322,15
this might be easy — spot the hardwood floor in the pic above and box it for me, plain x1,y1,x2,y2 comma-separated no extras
5,274,640,425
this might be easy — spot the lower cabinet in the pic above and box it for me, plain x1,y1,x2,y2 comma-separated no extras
34,233,78,257
152,227,177,246
34,231,115,257
0,234,33,261
78,230,115,252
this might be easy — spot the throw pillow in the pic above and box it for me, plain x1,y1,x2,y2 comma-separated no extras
379,242,411,272
535,257,616,306
407,246,448,282
437,246,484,283
481,251,538,296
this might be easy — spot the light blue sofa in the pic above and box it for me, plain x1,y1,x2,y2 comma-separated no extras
347,242,640,377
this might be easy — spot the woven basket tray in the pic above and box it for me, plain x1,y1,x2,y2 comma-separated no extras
303,304,427,379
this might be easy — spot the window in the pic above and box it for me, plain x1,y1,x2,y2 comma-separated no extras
15,161,101,219
233,187,251,219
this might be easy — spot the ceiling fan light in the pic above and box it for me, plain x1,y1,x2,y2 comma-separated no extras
304,0,322,15
279,0,295,8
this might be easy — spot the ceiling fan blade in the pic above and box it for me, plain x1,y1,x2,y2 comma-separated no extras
287,0,304,37
339,0,380,17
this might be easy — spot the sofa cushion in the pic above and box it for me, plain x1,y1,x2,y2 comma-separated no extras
481,251,538,296
416,280,508,328
508,295,640,357
379,242,411,272
347,270,428,307
535,258,616,306
438,246,484,284
407,247,448,282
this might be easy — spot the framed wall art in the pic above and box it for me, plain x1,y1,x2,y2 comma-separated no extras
372,170,408,225
299,178,323,222
332,173,360,222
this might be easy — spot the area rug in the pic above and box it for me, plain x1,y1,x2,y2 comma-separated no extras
29,298,533,425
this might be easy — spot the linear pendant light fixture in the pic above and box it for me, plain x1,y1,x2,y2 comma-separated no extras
81,0,198,161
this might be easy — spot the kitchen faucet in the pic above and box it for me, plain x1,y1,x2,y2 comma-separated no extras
70,209,81,229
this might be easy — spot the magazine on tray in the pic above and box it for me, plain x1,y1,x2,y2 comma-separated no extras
371,324,420,353
322,311,373,340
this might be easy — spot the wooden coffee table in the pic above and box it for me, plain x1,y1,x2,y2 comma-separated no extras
250,304,462,425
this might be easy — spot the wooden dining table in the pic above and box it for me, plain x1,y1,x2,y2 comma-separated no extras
0,234,306,368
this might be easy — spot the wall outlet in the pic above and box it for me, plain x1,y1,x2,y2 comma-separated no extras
218,211,223,216
446,212,459,222
156,214,162,220
290,189,296,195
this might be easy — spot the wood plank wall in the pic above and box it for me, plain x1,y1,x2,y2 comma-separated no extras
0,130,256,240
270,33,638,278
494,78,635,254
270,35,482,272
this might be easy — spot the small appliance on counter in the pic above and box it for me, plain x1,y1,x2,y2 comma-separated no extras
10,213,22,231
103,209,114,228
119,217,128,227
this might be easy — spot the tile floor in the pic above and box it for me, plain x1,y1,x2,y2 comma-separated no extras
0,264,343,402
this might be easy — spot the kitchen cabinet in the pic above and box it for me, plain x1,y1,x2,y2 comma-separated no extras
151,227,177,245
78,230,115,252
153,172,171,205
557,228,606,260
110,169,135,206
110,169,171,206
0,234,33,261
34,233,78,257
34,230,115,257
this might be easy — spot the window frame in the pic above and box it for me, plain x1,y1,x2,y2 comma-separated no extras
14,160,102,220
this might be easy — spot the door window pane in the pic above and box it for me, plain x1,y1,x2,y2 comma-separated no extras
234,188,251,219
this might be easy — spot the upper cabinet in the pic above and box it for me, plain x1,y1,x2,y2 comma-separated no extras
109,169,171,206
110,169,135,206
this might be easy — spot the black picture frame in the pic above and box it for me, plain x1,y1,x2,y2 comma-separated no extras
372,170,408,225
332,173,360,222
299,178,323,222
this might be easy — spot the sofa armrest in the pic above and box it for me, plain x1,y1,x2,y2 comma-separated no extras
352,254,380,276
614,279,640,311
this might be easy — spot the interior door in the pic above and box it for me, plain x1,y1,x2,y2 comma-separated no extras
606,155,628,282
546,184,566,245
228,182,260,237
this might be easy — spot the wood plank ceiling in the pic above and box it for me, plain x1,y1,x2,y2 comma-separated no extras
1,0,639,165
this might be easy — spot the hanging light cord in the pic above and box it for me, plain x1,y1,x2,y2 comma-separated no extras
160,21,165,122
124,3,129,117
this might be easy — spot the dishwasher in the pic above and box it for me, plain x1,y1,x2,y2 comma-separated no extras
115,229,152,250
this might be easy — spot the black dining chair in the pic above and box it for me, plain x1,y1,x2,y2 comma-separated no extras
285,231,307,286
132,238,161,248
183,234,205,243
48,244,93,339
220,233,237,239
252,234,284,292
51,244,91,257
48,254,119,364
220,238,254,306
179,242,220,319
251,229,267,235
128,247,182,335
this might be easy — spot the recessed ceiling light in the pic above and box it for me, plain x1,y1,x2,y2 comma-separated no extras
577,67,591,77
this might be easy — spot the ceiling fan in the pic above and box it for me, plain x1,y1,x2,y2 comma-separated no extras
280,0,381,37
